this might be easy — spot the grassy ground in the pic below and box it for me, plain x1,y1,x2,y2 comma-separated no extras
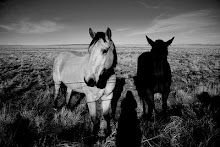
0,45,220,147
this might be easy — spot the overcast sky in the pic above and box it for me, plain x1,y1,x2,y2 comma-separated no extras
0,0,220,45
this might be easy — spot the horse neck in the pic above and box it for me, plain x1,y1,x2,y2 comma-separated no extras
151,47,168,62
111,46,117,68
152,54,167,61
151,54,168,70
82,53,91,70
106,46,117,76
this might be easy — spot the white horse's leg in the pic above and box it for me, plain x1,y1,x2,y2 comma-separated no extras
85,92,97,121
101,74,116,138
54,82,61,109
54,83,60,100
66,87,72,108
87,101,96,122
101,93,113,137
101,93,113,115
102,74,116,114
102,74,116,115
87,99,100,138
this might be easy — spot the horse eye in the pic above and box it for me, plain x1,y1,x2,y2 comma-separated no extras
102,49,108,54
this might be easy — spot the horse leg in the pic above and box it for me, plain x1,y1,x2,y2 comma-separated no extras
146,90,155,120
162,91,169,116
66,87,72,109
142,98,148,119
87,101,99,138
101,94,112,138
101,74,115,137
138,90,146,116
54,82,61,109
139,89,148,119
103,113,111,137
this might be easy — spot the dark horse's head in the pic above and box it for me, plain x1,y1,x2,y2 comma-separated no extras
84,28,117,87
146,36,174,59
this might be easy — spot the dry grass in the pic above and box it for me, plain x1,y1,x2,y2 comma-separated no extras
0,44,220,146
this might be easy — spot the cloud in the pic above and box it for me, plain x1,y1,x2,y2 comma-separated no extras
137,0,176,10
138,0,160,9
115,27,131,32
0,19,64,34
129,9,220,36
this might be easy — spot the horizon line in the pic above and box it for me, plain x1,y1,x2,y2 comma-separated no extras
0,43,220,46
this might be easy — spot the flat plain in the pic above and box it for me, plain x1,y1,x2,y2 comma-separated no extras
0,44,220,147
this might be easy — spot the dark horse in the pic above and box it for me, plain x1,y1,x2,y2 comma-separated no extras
136,36,174,119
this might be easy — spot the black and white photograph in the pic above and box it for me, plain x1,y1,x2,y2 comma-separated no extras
0,0,220,146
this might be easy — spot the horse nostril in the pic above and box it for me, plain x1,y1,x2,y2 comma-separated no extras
89,78,96,87
85,78,96,87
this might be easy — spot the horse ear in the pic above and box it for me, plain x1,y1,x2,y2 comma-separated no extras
166,37,175,46
106,27,112,39
146,35,154,46
89,28,96,38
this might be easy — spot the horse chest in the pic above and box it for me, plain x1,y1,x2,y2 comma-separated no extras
91,87,105,98
153,83,165,92
152,61,165,79
85,87,105,101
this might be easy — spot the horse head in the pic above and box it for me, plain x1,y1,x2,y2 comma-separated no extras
146,36,174,59
84,28,116,87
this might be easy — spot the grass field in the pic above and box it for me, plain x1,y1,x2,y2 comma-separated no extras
0,44,220,147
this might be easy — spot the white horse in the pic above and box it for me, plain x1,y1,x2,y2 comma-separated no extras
52,28,117,139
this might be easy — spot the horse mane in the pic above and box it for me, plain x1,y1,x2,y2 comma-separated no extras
89,32,106,47
111,43,117,68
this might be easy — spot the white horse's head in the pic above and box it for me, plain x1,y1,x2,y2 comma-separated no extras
84,28,116,87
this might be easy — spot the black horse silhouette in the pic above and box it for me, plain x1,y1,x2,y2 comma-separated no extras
116,91,141,147
135,35,174,119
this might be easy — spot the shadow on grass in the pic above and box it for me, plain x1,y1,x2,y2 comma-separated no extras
111,77,125,121
197,92,220,127
0,113,37,147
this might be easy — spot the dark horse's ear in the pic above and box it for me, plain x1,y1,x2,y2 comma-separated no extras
106,27,112,39
146,35,154,46
89,28,96,39
166,37,175,46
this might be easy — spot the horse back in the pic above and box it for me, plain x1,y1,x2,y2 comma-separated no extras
53,52,87,83
54,52,84,72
